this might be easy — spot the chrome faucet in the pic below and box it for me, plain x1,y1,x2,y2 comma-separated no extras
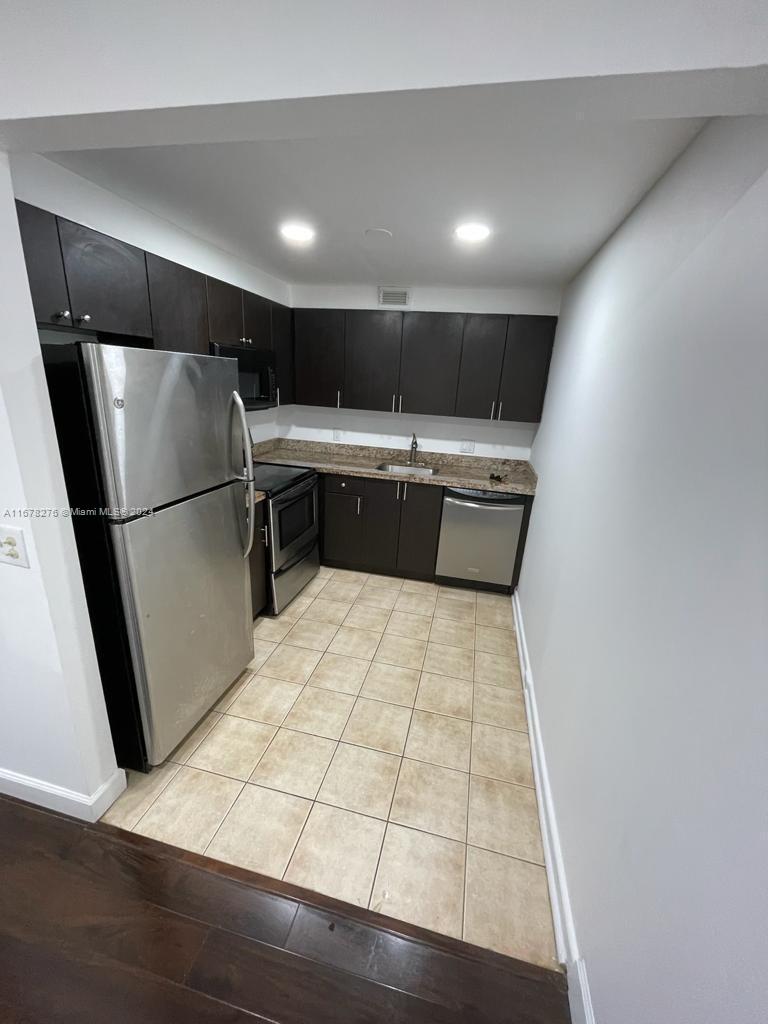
408,433,418,465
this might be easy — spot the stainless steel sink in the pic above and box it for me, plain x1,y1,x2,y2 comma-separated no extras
376,463,440,477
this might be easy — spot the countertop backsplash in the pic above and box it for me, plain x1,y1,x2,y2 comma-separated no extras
246,403,538,461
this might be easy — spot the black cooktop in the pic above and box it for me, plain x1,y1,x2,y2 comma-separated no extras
250,461,315,497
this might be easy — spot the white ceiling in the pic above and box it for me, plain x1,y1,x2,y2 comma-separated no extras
47,111,704,290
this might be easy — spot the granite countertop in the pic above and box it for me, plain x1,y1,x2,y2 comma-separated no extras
254,491,267,505
251,439,537,495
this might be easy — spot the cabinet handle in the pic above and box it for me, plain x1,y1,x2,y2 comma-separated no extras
396,481,400,500
398,395,403,413
356,497,361,516
391,394,396,413
77,313,92,324
402,482,408,502
276,386,280,407
261,525,269,548
497,401,503,420
490,400,496,420
337,389,341,408
54,310,71,321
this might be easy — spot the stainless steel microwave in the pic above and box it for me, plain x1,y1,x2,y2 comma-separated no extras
210,343,276,409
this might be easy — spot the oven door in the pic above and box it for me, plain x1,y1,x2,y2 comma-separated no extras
268,476,319,572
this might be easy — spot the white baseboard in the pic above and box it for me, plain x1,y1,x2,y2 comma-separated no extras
0,764,126,822
513,589,596,1024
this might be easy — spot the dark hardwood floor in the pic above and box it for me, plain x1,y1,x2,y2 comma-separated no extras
0,794,570,1023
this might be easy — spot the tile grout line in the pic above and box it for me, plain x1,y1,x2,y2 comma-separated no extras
280,645,370,885
120,568,541,956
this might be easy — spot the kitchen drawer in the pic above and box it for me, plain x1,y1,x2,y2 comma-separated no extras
324,474,367,496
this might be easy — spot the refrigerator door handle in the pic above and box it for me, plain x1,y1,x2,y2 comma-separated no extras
232,390,254,483
243,478,256,558
232,390,256,558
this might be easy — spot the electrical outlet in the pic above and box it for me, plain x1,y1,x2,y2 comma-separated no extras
460,439,475,454
0,524,30,569
333,429,342,442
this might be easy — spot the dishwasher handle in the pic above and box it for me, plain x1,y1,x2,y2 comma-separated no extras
444,495,523,512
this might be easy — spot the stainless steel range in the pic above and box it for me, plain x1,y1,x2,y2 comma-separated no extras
250,463,319,614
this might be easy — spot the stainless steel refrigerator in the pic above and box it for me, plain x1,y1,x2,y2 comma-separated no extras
41,337,256,768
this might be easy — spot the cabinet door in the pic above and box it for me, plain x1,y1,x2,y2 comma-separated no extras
455,314,508,420
362,478,401,574
206,277,243,344
58,219,152,336
396,483,443,578
344,310,402,412
322,489,366,567
294,309,345,407
399,312,464,416
242,291,272,351
498,315,557,423
271,302,294,405
15,201,72,326
146,253,208,355
249,502,268,619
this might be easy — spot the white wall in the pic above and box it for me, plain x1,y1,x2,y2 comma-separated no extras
291,284,560,316
1,1,765,121
248,405,537,461
518,116,768,1023
11,154,558,316
10,154,291,305
0,152,124,819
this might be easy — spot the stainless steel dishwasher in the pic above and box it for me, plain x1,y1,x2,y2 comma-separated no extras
435,488,527,587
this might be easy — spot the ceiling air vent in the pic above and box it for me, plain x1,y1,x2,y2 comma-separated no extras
378,286,410,308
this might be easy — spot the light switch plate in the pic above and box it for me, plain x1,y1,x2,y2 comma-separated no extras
0,524,30,569
460,439,475,454
333,429,342,442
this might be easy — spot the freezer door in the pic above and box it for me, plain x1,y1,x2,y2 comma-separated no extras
81,343,244,514
110,481,252,764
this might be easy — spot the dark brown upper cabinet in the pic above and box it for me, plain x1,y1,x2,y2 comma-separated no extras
58,219,152,337
146,253,208,356
396,482,443,578
15,201,72,327
294,309,345,408
455,314,509,420
498,315,557,423
242,291,272,351
271,302,294,405
206,277,243,344
344,310,403,412
398,312,464,417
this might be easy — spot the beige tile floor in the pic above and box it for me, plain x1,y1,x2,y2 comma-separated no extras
102,567,559,971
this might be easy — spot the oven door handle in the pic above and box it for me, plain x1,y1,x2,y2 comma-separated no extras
232,390,256,558
270,474,317,509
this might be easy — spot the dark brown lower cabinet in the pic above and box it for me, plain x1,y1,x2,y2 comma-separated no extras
322,475,443,579
249,502,268,619
396,481,444,577
322,479,366,566
361,478,401,573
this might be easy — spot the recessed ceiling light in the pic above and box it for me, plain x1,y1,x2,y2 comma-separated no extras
279,221,315,244
454,222,491,243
